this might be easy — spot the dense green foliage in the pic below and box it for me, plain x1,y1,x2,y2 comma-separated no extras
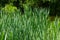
0,0,60,16
0,0,60,40
0,0,57,7
0,7,60,40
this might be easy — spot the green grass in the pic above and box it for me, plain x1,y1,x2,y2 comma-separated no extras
0,7,60,40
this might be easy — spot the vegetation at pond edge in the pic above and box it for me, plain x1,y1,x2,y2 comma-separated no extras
0,0,60,40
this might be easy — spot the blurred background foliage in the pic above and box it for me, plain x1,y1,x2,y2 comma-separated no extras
1,4,17,13
0,0,60,17
0,0,59,15
0,0,58,8
0,0,60,40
